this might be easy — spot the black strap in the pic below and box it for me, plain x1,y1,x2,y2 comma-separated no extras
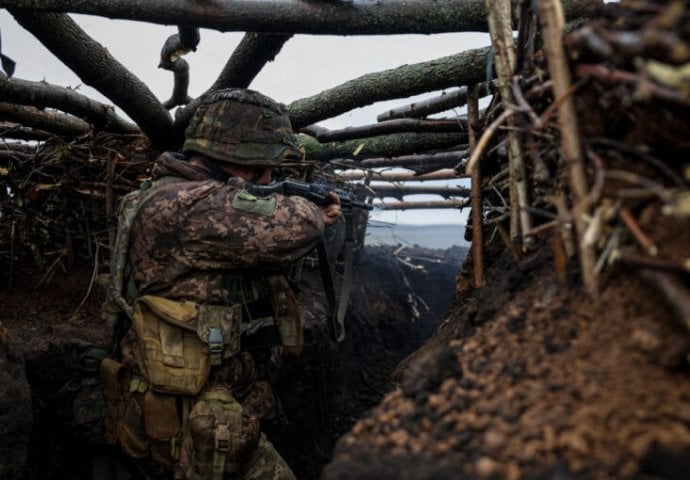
333,210,355,342
316,240,339,340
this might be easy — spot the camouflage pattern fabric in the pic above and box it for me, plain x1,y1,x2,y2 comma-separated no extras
123,151,311,479
129,152,324,304
183,89,301,167
237,434,296,480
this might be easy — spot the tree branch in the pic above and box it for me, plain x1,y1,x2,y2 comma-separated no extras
0,73,137,132
0,0,601,34
0,101,90,137
159,26,200,109
9,10,173,147
301,118,468,143
288,46,491,129
300,132,466,162
333,150,467,171
376,85,488,121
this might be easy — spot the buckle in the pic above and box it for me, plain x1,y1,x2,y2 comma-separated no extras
208,327,224,354
215,422,231,452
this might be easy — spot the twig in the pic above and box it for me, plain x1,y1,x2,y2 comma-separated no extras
538,0,598,296
589,137,686,188
468,83,485,288
619,208,658,256
71,240,100,317
615,251,690,274
496,222,523,262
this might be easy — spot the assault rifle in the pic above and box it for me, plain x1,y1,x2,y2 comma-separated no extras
246,177,370,343
246,178,373,210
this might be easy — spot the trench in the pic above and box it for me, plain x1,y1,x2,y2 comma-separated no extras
1,242,466,480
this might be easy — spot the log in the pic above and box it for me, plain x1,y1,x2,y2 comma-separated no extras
334,150,468,170
0,0,602,35
364,184,471,200
288,46,491,128
301,118,467,143
338,169,465,182
373,198,470,210
0,74,137,132
0,122,51,141
376,85,488,121
9,10,173,148
0,102,90,137
300,132,465,162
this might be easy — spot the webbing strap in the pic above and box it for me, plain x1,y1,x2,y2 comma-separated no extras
333,210,355,342
316,240,338,340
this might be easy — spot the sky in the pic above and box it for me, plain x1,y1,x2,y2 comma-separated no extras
0,10,491,225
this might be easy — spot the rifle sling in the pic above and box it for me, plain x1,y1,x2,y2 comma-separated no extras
317,240,338,339
334,210,355,342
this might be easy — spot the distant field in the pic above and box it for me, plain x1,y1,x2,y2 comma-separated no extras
365,223,469,249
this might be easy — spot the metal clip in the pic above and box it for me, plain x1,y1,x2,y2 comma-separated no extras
208,327,223,366
215,422,231,452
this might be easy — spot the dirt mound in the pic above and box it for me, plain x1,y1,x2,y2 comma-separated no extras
325,240,690,479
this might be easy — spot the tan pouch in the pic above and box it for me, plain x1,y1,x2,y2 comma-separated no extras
133,295,209,395
118,389,149,458
143,390,180,439
100,357,128,445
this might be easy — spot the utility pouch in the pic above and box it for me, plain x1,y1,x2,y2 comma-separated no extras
268,275,303,356
132,295,241,395
100,357,127,445
100,357,150,458
133,295,208,395
197,304,242,366
177,387,260,480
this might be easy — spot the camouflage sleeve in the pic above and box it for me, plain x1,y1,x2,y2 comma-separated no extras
179,181,324,268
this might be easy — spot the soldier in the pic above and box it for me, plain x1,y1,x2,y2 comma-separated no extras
101,88,341,480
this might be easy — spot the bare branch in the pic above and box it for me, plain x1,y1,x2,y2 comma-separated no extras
9,10,173,147
0,74,137,132
338,169,465,182
334,150,467,171
0,0,603,35
374,198,470,210
377,85,489,121
365,184,471,200
301,118,468,143
288,46,491,129
300,132,466,162
0,102,90,137
0,122,52,141
159,26,200,109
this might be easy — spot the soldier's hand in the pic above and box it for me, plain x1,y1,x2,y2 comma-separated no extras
320,192,342,226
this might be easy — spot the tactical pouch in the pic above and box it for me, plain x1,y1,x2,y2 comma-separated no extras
99,358,149,458
177,387,260,480
267,275,303,356
132,296,241,396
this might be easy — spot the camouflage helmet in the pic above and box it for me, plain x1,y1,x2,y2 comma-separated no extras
183,88,302,167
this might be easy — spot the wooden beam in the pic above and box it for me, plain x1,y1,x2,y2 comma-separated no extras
364,184,471,200
0,0,602,35
374,198,470,210
376,85,488,121
338,169,466,182
332,150,467,170
301,118,467,143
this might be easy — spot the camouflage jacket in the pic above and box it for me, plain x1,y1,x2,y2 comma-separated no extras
129,152,324,304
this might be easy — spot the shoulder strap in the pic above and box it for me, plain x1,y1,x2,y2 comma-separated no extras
105,176,183,321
